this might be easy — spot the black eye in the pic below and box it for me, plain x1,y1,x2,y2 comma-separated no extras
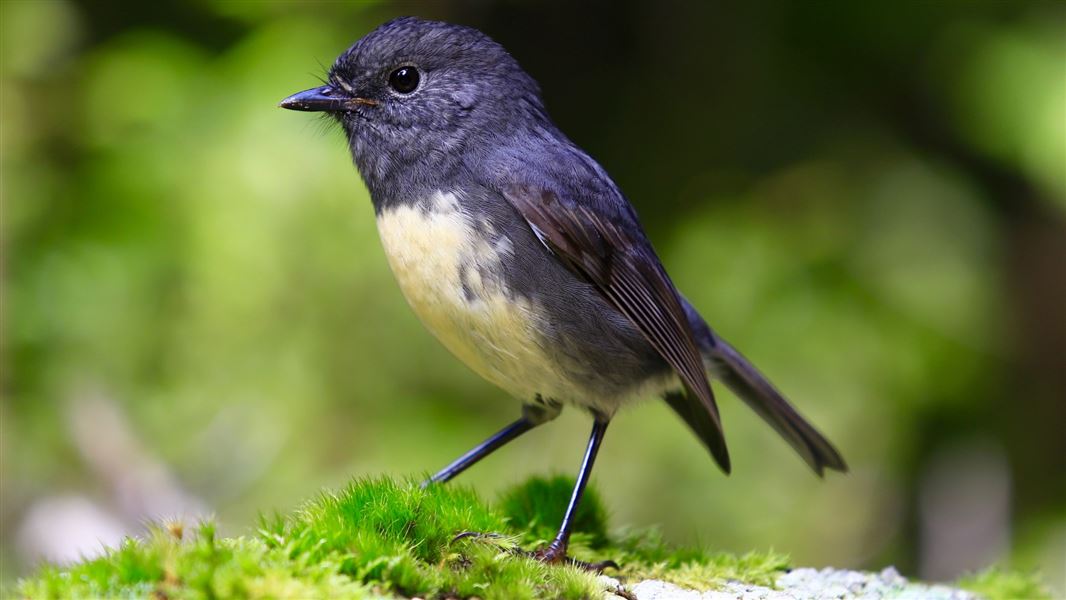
388,66,420,94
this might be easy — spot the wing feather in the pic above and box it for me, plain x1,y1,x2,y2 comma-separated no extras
502,184,731,473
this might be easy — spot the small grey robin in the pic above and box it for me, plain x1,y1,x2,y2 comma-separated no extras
280,16,846,566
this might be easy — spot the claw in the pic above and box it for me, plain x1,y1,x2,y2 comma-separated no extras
531,540,619,572
451,531,504,544
559,556,619,573
577,558,620,573
451,531,619,573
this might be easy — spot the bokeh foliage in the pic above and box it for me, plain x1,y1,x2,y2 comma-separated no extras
3,0,1064,592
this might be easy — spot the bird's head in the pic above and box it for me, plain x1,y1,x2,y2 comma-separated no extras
280,17,545,191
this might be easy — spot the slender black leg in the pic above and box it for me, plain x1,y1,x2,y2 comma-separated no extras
537,419,609,563
424,416,537,486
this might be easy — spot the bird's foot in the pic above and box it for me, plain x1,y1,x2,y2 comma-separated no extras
451,532,618,573
451,531,507,544
531,540,619,573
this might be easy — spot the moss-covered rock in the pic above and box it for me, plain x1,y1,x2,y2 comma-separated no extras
14,476,1049,599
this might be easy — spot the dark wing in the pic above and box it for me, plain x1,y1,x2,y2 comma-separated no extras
502,183,730,473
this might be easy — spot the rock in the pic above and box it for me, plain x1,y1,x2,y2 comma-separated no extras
777,567,978,600
616,566,979,600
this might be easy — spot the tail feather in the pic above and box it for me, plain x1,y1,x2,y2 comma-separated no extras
664,391,732,475
667,298,846,476
708,338,847,476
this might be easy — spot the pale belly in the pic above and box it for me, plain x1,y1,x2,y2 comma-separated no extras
375,191,568,403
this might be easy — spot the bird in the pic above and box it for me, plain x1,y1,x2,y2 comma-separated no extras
280,16,846,566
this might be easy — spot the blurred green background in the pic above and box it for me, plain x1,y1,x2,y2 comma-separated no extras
3,0,1064,593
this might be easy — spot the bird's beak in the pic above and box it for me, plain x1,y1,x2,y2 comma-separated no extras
278,85,379,112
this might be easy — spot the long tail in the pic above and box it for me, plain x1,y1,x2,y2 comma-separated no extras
707,337,847,476
667,301,847,476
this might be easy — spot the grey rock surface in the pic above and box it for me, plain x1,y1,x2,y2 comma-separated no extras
608,567,979,600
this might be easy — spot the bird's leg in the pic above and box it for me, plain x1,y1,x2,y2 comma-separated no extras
446,415,618,571
533,418,614,571
423,417,535,486
424,404,558,486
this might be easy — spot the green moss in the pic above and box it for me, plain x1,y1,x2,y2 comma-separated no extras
17,523,378,600
18,474,1040,599
956,567,1051,600
18,476,611,599
498,475,610,549
607,526,790,590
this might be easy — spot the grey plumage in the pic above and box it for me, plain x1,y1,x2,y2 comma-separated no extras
280,16,845,560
